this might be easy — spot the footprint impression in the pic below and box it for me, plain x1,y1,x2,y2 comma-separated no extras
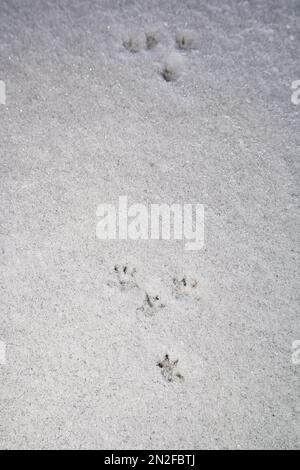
137,291,165,318
157,354,184,383
109,264,138,291
172,275,198,299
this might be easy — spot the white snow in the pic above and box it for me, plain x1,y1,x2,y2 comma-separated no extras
0,0,299,450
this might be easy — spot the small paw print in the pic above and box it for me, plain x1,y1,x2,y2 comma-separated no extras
145,31,159,49
137,292,165,317
157,354,184,383
172,275,198,298
175,31,195,50
161,53,183,82
122,33,144,52
112,264,138,290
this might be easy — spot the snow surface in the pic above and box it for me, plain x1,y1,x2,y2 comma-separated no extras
0,0,299,449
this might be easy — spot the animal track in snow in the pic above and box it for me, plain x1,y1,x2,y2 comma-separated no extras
137,292,165,318
157,354,184,383
172,275,198,299
122,33,144,52
110,264,138,291
175,31,195,50
161,53,183,82
145,30,159,49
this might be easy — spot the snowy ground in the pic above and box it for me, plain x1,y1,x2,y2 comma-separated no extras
0,0,299,450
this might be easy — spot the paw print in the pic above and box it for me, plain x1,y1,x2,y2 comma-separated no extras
157,354,184,383
122,33,144,53
175,31,195,50
161,53,183,82
145,31,159,49
172,275,198,299
112,264,138,291
137,292,165,318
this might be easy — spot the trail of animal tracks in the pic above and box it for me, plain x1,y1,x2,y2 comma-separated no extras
0,0,299,449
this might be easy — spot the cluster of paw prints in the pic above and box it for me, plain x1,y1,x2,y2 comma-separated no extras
109,264,199,383
122,29,196,82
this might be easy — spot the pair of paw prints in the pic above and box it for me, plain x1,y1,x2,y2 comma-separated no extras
138,274,199,318
157,354,184,383
108,265,165,317
123,30,159,52
122,29,196,82
161,31,196,82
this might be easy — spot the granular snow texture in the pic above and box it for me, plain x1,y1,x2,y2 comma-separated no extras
0,0,299,449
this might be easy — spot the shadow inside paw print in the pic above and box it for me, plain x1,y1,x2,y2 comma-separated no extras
137,292,165,318
122,34,143,53
157,354,184,383
146,31,159,49
112,264,138,290
175,31,195,50
172,275,198,298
